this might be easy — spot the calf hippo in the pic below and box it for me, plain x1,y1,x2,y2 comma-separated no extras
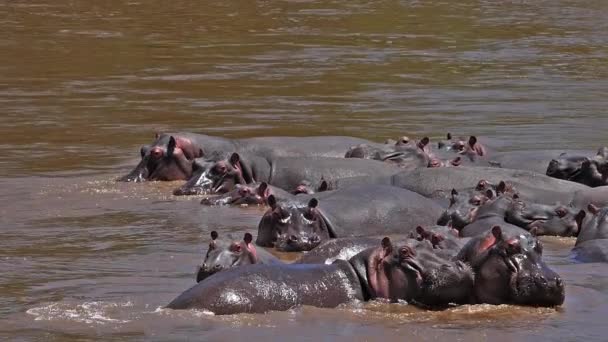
120,132,377,182
173,152,401,196
457,226,565,307
256,185,444,251
195,232,280,282
572,204,608,262
166,238,475,314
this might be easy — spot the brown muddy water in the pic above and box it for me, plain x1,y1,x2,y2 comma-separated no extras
1,0,608,340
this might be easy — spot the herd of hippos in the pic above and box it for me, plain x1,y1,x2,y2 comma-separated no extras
118,132,608,315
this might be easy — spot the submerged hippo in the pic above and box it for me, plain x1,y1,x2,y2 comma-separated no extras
173,152,401,196
572,204,608,262
256,185,444,251
546,148,608,187
199,182,294,206
120,132,378,182
195,232,281,282
392,166,588,205
166,237,475,314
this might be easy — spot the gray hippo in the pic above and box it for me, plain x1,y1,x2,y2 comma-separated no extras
456,226,565,307
195,232,281,283
570,186,608,209
572,204,608,262
256,185,444,251
166,237,475,314
120,132,378,182
546,148,608,187
173,152,401,196
199,182,295,206
391,166,589,205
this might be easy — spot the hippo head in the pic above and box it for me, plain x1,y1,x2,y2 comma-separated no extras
516,203,586,237
351,238,474,305
196,232,259,282
200,182,272,206
470,226,565,307
173,153,254,196
413,241,475,306
256,196,332,252
292,179,329,195
119,134,204,182
569,158,608,187
575,204,608,245
437,189,488,230
546,153,588,180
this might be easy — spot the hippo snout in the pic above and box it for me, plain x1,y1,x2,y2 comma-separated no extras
514,273,565,307
276,234,323,252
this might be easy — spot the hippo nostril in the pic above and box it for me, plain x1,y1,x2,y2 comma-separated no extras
289,235,298,242
150,148,163,159
311,235,320,243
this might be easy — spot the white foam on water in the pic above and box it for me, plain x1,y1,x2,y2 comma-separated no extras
26,301,133,325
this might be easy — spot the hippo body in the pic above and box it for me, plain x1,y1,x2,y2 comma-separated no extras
571,205,608,263
392,166,588,205
169,261,364,315
256,185,444,251
121,132,379,182
168,239,476,314
570,186,608,210
175,154,402,196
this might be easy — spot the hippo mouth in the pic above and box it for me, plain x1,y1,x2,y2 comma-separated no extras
119,157,152,182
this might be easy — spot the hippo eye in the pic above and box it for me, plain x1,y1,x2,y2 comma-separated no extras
301,212,315,225
279,213,292,224
469,197,481,206
555,208,567,218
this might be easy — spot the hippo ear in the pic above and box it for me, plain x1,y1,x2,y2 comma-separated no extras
485,189,494,199
229,152,240,166
308,198,319,209
416,226,425,234
155,132,161,139
381,236,392,249
258,182,268,194
210,231,218,240
420,137,430,146
447,133,452,140
575,210,586,229
491,226,503,240
167,136,177,157
451,157,462,166
243,232,253,244
268,195,277,209
588,203,599,215
497,181,506,194
468,136,477,147
318,180,329,192
451,189,458,197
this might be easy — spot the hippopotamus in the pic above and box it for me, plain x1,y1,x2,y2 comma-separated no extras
173,152,401,196
199,182,295,206
256,184,444,251
570,186,608,209
345,141,430,170
391,166,589,205
458,194,530,238
505,199,585,237
166,237,475,314
546,148,608,187
195,232,281,282
456,226,565,307
436,188,491,229
120,132,378,182
571,204,608,262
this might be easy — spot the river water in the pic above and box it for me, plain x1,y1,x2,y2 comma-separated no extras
2,0,608,340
